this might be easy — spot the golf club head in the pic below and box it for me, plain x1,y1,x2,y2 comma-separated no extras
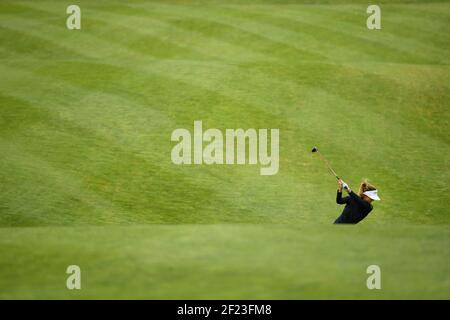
311,146,318,153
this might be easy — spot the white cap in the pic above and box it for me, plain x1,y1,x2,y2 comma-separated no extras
363,190,380,201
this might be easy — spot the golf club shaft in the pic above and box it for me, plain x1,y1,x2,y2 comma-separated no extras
317,151,339,180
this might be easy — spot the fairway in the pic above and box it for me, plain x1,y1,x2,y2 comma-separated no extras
0,0,449,299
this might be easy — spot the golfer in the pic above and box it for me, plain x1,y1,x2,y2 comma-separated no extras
334,179,380,224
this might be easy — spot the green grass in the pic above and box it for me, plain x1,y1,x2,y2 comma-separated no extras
0,0,449,299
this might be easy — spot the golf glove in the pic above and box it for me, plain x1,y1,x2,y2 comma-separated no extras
342,181,349,190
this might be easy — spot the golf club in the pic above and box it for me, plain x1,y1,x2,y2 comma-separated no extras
311,146,340,180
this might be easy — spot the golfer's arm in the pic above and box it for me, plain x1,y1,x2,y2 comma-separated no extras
336,191,348,204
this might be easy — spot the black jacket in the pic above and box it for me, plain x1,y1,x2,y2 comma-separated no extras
334,190,373,224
